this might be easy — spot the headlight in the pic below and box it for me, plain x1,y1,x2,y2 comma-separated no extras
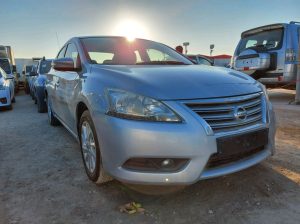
106,89,182,122
260,83,269,101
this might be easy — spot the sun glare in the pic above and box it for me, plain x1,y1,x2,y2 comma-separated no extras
113,20,148,41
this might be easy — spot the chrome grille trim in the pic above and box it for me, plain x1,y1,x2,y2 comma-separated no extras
183,92,266,134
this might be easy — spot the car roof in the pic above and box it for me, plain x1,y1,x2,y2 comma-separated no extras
68,36,156,44
241,23,287,38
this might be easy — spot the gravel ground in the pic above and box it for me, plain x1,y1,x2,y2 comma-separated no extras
0,89,299,224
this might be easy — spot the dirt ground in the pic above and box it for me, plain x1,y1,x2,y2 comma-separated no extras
0,89,299,224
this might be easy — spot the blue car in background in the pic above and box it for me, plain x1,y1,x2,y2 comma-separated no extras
33,58,52,112
28,65,37,99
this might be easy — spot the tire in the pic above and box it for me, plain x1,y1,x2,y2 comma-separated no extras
37,96,47,113
25,83,30,94
47,97,60,126
7,104,13,110
12,97,16,103
79,110,112,185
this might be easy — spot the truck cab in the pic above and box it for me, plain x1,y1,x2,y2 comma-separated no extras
232,22,300,88
0,45,17,92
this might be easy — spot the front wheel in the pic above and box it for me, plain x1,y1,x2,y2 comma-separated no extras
79,110,112,185
47,97,60,126
6,104,13,110
37,95,47,113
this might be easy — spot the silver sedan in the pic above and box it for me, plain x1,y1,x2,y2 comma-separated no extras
45,36,276,187
0,66,15,110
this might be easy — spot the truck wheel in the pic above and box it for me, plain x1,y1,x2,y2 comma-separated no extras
25,83,30,94
7,104,13,110
37,96,47,113
79,110,113,185
47,97,60,126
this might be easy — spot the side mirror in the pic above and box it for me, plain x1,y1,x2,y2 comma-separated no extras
22,71,25,75
12,65,17,73
52,58,79,71
30,71,37,76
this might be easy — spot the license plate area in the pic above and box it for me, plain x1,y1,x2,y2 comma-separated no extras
207,129,269,168
217,129,269,157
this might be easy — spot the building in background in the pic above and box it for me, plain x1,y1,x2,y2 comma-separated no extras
15,58,36,73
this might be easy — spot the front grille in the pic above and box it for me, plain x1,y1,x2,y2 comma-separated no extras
185,92,264,133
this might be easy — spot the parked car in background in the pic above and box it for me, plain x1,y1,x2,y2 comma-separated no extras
232,21,300,88
187,55,213,66
33,58,52,112
28,65,37,99
0,66,15,110
22,65,33,94
46,36,275,191
0,45,18,93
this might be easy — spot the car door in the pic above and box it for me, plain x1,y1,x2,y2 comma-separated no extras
49,45,67,117
55,42,80,131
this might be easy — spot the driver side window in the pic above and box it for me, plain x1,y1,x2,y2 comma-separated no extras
65,43,80,68
57,46,67,59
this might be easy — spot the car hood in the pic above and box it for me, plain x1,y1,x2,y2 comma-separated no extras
92,65,263,100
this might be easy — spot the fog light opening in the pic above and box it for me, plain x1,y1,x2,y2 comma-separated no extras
123,158,189,172
161,159,175,168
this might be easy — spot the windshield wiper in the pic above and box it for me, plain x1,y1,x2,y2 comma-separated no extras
251,43,274,48
136,61,188,65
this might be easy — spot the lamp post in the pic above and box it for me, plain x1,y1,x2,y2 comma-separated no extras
210,44,215,56
183,42,189,55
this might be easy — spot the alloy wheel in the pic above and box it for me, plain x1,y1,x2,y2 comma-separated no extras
81,121,97,174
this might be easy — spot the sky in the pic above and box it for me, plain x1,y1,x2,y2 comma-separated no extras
1,0,300,58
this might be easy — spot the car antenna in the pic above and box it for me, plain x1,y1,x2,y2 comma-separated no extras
55,32,61,50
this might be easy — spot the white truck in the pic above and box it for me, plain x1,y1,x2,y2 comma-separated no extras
232,21,300,89
0,45,18,92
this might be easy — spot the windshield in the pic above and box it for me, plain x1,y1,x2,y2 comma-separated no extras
81,37,193,65
25,65,33,73
237,28,283,54
38,61,51,74
0,59,11,74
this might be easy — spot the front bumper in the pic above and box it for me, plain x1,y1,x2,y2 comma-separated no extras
92,100,276,185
